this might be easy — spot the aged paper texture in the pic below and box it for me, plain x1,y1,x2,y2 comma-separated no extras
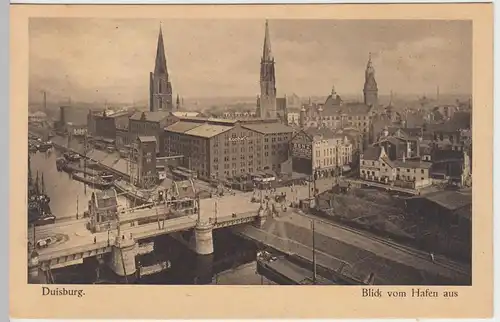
10,3,493,319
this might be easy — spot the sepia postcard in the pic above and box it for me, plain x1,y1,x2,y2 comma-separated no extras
9,3,493,320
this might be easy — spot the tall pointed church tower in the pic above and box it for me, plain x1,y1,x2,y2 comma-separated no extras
150,25,173,112
363,53,378,107
259,20,277,119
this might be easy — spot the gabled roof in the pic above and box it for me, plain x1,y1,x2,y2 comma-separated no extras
172,111,200,118
166,121,202,134
184,124,233,138
393,160,432,169
362,146,382,161
322,102,372,116
130,111,170,122
374,136,405,146
242,122,293,134
420,190,472,211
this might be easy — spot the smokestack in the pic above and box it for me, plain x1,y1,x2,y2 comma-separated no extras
43,91,47,112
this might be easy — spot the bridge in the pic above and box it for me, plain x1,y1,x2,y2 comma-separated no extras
28,193,274,282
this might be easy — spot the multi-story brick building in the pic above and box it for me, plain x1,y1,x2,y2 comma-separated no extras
91,110,133,144
135,136,157,188
163,118,293,180
291,127,353,178
129,111,178,154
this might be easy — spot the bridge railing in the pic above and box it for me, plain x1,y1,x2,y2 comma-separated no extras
38,240,113,262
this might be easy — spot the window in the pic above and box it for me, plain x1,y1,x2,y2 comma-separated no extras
421,177,424,181
421,169,425,174
265,152,269,157
372,161,375,166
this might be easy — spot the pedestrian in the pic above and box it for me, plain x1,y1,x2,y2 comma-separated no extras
430,252,435,263
93,236,96,244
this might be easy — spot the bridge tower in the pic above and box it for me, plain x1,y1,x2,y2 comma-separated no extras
254,201,268,229
107,233,138,282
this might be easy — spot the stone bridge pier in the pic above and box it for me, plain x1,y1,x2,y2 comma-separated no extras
107,234,138,282
28,251,40,284
194,221,215,256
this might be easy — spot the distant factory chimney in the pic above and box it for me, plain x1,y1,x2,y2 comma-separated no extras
43,91,47,112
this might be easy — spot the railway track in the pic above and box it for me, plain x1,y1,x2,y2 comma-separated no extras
297,211,471,276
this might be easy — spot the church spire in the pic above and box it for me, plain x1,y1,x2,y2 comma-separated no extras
176,94,180,110
363,52,378,107
262,20,273,61
259,20,277,119
365,52,375,78
154,24,168,75
150,23,173,112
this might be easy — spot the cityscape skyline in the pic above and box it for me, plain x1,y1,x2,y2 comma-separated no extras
29,18,472,104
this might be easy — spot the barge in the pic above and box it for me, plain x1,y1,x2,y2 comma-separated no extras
72,172,113,190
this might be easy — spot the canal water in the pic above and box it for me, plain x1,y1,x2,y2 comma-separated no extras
30,150,272,285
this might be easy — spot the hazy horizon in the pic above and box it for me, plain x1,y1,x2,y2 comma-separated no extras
29,19,472,104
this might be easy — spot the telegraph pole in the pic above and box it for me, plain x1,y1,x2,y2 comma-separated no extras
312,219,317,284
84,132,88,195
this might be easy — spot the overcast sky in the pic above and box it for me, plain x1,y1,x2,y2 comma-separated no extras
29,18,472,103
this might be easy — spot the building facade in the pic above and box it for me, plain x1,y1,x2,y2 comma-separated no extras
163,119,293,180
372,127,421,161
291,128,353,178
136,136,157,188
150,26,173,112
360,146,432,189
129,111,177,154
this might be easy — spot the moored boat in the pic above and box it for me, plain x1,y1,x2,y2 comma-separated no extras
38,142,53,152
71,172,113,190
56,157,67,171
64,152,81,162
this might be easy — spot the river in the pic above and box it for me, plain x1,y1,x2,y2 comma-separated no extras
30,149,272,285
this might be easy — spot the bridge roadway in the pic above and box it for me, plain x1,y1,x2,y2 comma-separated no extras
32,193,272,268
30,175,336,269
